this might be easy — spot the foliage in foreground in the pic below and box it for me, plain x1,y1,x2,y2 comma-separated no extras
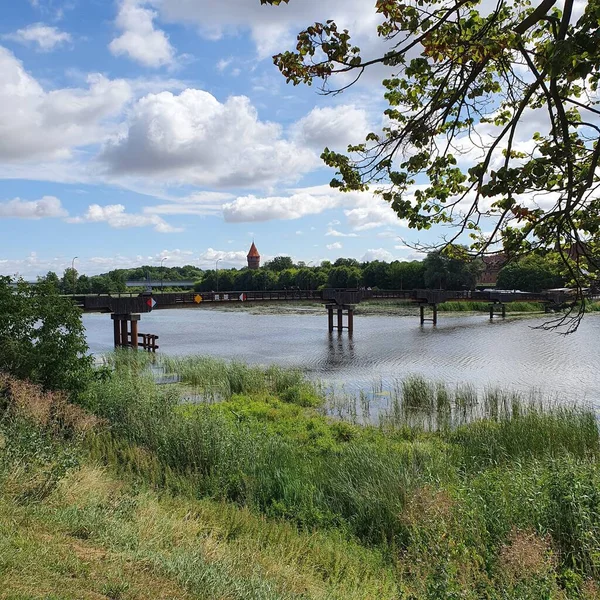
265,0,600,293
0,276,92,396
3,360,600,598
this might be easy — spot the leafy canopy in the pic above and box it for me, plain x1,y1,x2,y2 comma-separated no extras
262,0,600,304
0,277,92,396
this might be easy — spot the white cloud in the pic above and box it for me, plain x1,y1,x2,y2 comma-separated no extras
198,248,248,268
0,196,67,219
292,105,371,152
3,23,72,52
68,204,181,233
327,242,343,250
344,203,407,231
216,58,232,72
362,248,394,262
144,204,222,216
109,0,176,68
326,227,358,237
101,88,316,186
0,46,131,162
222,184,406,230
156,0,385,61
223,192,340,222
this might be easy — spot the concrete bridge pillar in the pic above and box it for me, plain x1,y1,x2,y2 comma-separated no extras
326,304,354,334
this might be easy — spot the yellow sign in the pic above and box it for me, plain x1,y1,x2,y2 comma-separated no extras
194,294,203,304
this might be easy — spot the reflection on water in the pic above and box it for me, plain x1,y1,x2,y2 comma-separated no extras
83,309,600,406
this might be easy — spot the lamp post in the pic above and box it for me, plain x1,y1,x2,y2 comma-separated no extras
71,256,78,295
160,257,168,292
215,258,222,292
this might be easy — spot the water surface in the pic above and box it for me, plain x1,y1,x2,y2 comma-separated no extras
83,309,600,405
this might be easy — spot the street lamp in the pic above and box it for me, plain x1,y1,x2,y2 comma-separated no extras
160,257,168,292
215,258,222,292
71,256,78,295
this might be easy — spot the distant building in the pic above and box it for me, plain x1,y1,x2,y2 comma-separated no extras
478,253,507,286
247,242,260,270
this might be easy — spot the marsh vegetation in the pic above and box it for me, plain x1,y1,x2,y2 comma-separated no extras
2,353,600,598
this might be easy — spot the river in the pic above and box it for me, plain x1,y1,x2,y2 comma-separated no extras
83,307,600,407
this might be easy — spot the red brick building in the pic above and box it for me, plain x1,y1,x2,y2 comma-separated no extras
478,253,507,286
247,242,260,270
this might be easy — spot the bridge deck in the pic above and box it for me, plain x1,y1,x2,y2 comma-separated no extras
73,288,568,314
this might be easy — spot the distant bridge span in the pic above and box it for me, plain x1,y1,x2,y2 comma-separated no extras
73,288,575,351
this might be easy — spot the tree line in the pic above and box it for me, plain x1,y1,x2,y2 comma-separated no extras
37,251,573,295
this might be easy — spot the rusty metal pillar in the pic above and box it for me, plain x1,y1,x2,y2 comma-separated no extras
121,319,129,348
420,304,425,325
337,308,343,331
489,304,494,319
328,305,334,332
131,318,139,348
113,317,121,347
432,304,438,325
501,304,506,318
347,307,354,334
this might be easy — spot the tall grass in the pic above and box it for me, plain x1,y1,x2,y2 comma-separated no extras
4,362,600,597
157,355,321,407
437,301,545,312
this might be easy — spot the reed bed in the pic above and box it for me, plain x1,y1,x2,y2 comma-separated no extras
437,300,545,312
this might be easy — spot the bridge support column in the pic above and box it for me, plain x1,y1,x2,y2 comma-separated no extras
326,304,354,334
111,313,141,348
420,304,438,325
489,303,506,319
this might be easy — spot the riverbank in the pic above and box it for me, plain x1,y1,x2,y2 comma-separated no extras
2,358,600,598
196,298,551,317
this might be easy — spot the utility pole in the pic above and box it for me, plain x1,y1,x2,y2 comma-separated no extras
71,256,78,295
216,258,222,292
160,257,168,292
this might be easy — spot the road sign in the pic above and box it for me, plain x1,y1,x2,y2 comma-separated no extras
239,293,246,302
194,294,203,304
146,298,157,309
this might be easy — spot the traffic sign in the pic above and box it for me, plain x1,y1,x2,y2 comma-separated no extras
146,298,157,309
194,294,203,304
239,293,246,302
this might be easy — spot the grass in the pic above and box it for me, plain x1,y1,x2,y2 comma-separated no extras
3,361,600,598
437,300,546,312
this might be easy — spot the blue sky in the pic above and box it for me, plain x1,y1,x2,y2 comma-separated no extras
0,0,434,277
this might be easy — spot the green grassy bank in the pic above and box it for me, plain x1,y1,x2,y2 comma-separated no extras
2,358,600,598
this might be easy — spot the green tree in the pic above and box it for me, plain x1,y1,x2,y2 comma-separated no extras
422,250,483,290
0,277,92,395
328,265,362,288
497,254,565,292
265,0,600,295
61,267,79,295
333,258,360,269
39,271,60,290
264,256,295,272
388,261,426,290
362,261,390,289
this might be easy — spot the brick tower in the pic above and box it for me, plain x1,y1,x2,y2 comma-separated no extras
247,242,260,270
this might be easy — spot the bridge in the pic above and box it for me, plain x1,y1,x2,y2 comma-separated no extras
73,287,574,352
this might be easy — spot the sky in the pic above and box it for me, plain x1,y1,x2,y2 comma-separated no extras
0,0,434,278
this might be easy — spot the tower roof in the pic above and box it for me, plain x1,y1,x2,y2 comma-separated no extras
247,242,260,258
